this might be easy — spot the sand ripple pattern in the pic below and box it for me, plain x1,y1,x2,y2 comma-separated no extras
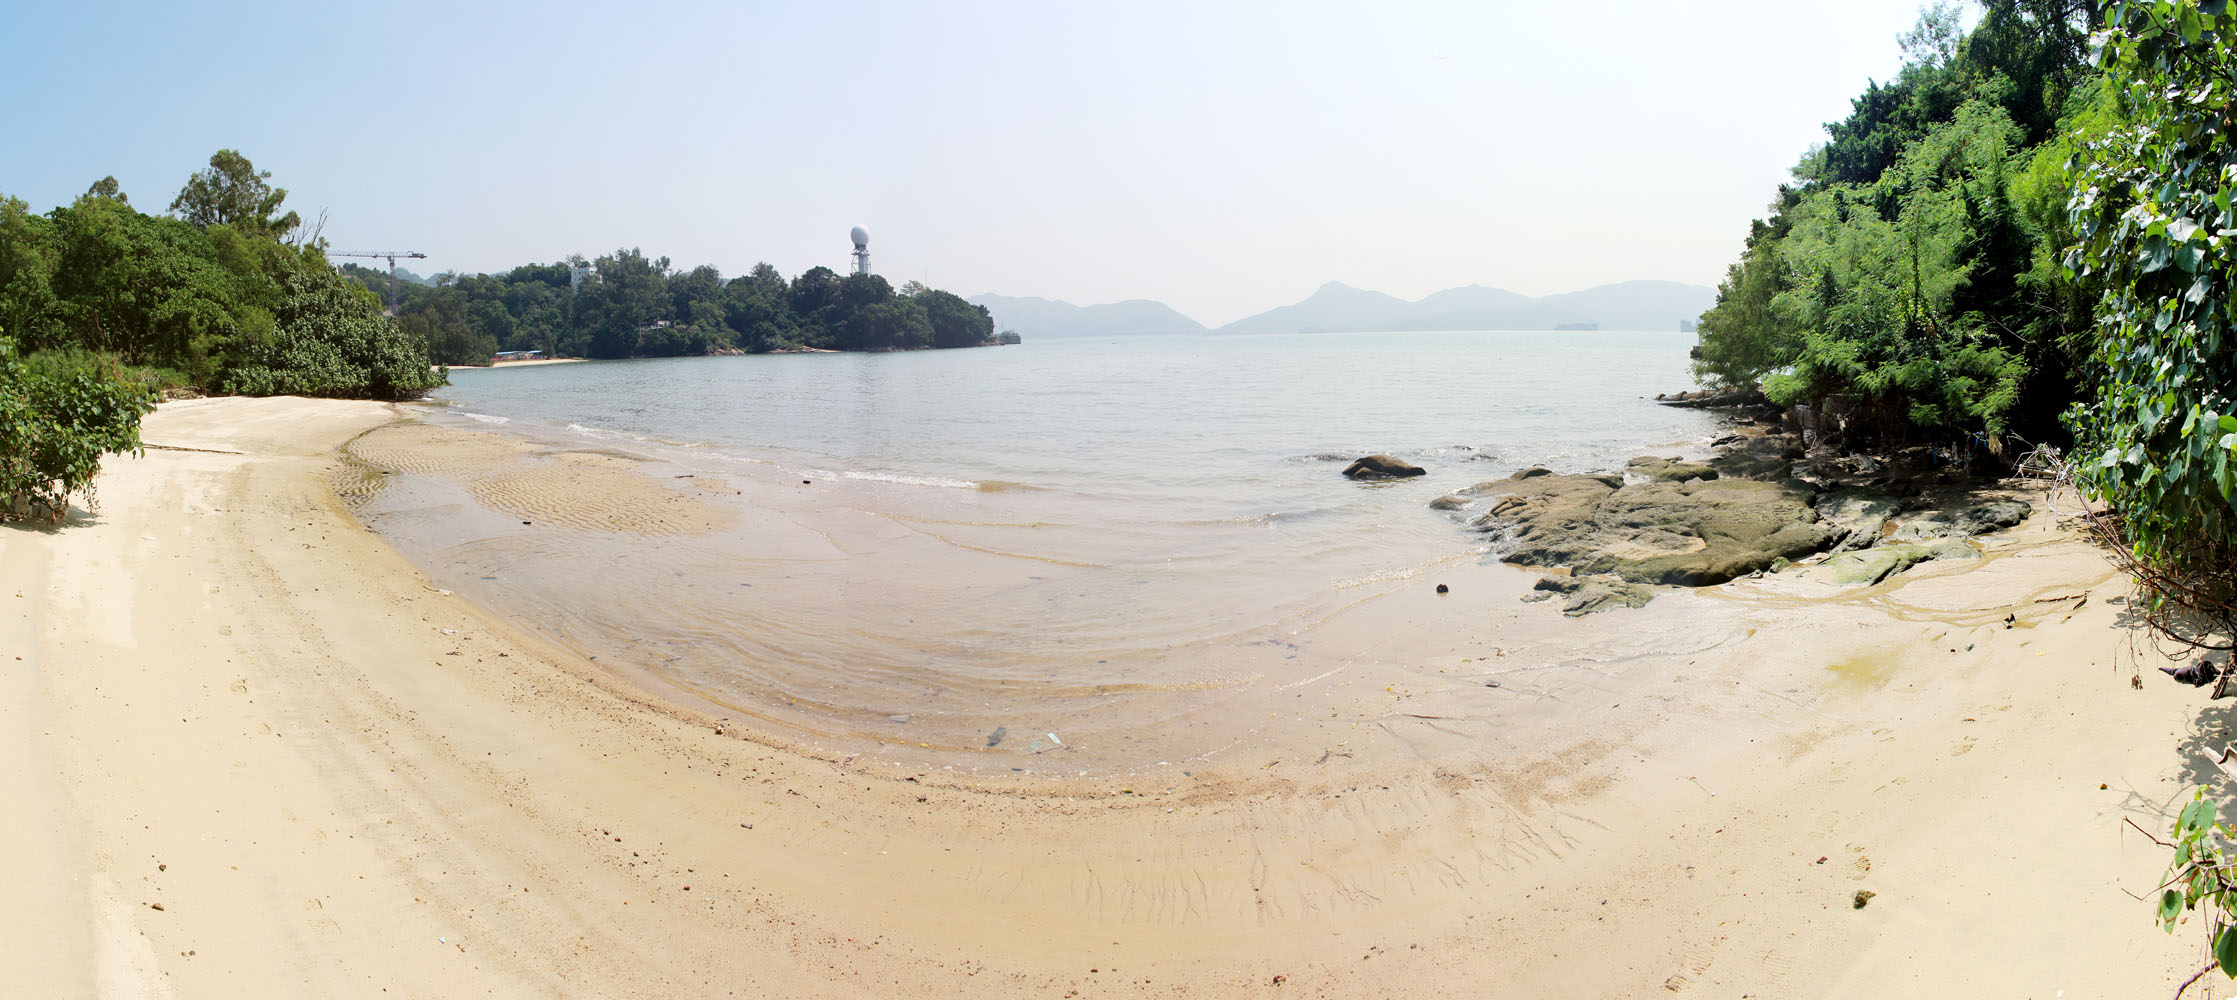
346,422,538,475
468,453,731,535
324,462,388,508
346,422,732,535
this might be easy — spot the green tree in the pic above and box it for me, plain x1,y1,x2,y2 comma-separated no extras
574,248,671,358
0,196,65,351
83,176,128,205
919,289,994,348
224,253,444,399
843,299,931,351
170,149,300,239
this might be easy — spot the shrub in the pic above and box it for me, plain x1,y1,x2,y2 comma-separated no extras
0,334,159,521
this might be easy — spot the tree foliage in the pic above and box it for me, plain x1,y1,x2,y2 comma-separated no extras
2064,0,2237,627
1691,2,2102,446
350,247,996,361
170,149,300,240
0,150,443,400
222,264,444,398
0,333,158,521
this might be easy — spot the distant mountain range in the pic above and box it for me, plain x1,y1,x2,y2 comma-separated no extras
967,294,1205,338
1216,279,1716,334
970,280,1713,338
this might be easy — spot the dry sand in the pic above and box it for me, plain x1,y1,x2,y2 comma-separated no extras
1,395,2217,997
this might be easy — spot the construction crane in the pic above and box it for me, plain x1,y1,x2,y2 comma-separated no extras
330,250,428,314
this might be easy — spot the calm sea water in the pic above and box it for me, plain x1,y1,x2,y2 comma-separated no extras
437,330,1709,503
377,331,1720,774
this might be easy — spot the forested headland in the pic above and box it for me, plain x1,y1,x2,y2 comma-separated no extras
0,149,1000,520
1690,0,2236,639
355,253,999,366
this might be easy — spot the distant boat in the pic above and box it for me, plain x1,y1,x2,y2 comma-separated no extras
1553,321,1598,332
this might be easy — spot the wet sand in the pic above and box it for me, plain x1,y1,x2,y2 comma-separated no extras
0,396,2207,996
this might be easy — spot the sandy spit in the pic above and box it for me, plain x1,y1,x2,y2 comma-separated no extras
0,395,2211,997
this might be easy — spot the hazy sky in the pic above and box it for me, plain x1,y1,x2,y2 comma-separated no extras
3,1,1962,326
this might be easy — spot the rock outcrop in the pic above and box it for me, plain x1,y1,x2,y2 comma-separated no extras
1814,486,1903,552
1436,428,2038,609
1884,500,2031,544
1471,469,1839,586
1708,433,1804,481
1801,540,1980,586
1343,455,1426,480
1519,574,1660,616
1626,456,1719,483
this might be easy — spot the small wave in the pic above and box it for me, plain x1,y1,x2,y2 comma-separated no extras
1179,509,1331,527
804,468,981,490
460,411,511,425
1288,453,1354,463
1333,564,1422,589
559,422,670,448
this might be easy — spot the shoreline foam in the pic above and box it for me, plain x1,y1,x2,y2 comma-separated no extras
3,395,2202,996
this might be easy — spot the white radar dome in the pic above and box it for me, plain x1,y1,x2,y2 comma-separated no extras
850,226,869,249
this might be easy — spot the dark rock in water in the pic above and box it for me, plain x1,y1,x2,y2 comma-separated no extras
1429,494,1476,511
1658,389,1759,409
1344,455,1426,480
1884,500,2032,543
1526,574,1657,616
2163,660,2222,687
1471,469,1837,586
1627,456,1719,484
1512,467,1555,480
1709,434,1805,481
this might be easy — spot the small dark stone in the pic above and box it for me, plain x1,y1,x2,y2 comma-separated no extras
1343,455,1426,480
2162,660,2222,687
1434,583,1449,594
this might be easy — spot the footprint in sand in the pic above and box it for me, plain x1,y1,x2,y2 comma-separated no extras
1756,948,1797,980
1663,940,1719,992
1953,735,1978,756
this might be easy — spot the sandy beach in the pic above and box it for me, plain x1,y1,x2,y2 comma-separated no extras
3,395,2213,997
441,357,589,370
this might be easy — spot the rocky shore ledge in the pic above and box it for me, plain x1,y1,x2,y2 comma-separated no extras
1431,423,2032,616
